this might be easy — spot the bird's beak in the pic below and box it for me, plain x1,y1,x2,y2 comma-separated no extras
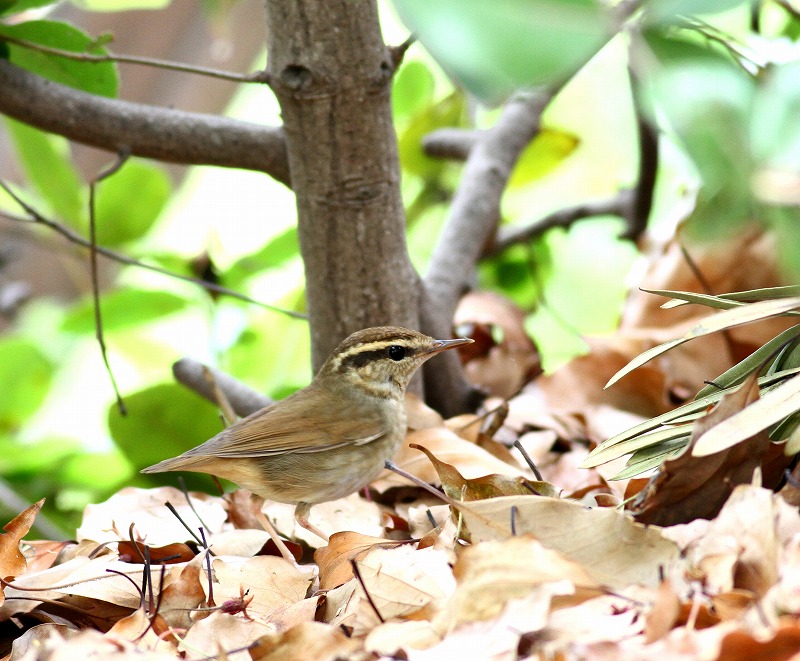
422,337,474,356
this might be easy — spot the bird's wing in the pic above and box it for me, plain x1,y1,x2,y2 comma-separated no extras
180,382,389,459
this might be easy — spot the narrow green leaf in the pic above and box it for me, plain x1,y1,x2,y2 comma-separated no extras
584,424,692,470
610,442,687,481
692,372,800,456
606,297,800,389
584,367,800,467
696,325,800,399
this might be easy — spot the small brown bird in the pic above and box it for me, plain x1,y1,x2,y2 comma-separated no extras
142,326,471,539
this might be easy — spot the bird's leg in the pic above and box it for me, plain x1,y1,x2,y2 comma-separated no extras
294,502,329,542
250,494,297,564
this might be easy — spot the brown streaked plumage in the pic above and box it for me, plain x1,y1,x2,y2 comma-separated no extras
142,326,471,539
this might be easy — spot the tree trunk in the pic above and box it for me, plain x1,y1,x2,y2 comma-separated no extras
264,0,421,372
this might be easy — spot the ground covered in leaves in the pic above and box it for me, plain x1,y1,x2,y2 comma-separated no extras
3,229,800,660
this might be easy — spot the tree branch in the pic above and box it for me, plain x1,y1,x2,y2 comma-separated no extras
420,91,551,414
421,128,481,161
172,358,271,418
423,91,551,321
489,191,634,254
0,59,291,187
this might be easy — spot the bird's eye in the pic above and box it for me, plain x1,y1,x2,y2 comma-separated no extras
387,345,406,361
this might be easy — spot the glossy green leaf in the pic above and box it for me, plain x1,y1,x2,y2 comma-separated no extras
392,60,435,120
4,118,85,228
94,160,171,246
399,92,466,180
62,289,188,334
0,337,54,432
108,383,223,485
392,0,610,104
507,128,580,188
0,20,118,96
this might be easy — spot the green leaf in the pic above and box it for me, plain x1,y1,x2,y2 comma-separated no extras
94,160,171,246
0,437,81,475
0,20,118,96
62,289,188,333
399,92,466,180
57,450,131,490
108,383,223,486
0,337,54,432
4,118,85,229
392,60,435,120
507,128,580,188
606,297,800,388
392,0,610,104
644,30,755,235
224,227,300,289
695,325,800,399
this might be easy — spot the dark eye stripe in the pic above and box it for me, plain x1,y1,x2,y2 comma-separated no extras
340,346,413,369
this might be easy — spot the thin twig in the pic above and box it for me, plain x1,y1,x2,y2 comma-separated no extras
89,152,130,414
0,34,271,84
350,559,385,623
164,501,205,546
0,182,305,319
513,440,544,481
177,478,211,533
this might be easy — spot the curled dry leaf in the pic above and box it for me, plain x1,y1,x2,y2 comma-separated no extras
314,531,409,590
461,495,679,589
643,579,681,644
374,426,524,493
0,499,44,590
411,442,558,502
180,609,275,660
455,290,542,399
631,371,772,527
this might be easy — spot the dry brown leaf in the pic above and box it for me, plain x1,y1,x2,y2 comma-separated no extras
687,485,797,598
716,623,800,661
0,499,44,588
631,372,771,526
203,555,311,621
314,531,408,590
374,426,525,493
643,579,681,643
117,540,195,564
443,536,597,627
261,493,384,549
411,442,558,502
77,487,228,546
364,619,443,656
455,291,542,399
462,495,679,589
179,609,275,659
350,544,455,635
249,621,358,661
156,552,207,631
